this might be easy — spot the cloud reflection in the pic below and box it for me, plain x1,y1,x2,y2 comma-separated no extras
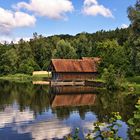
16,119,71,140
0,106,71,140
0,106,34,128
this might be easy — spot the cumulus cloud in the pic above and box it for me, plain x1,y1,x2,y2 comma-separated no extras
14,0,74,19
83,0,113,18
0,7,36,34
121,24,129,29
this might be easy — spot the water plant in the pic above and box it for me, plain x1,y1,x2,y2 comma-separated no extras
128,99,140,140
65,112,123,140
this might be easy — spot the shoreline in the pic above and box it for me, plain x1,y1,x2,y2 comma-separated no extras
0,74,50,83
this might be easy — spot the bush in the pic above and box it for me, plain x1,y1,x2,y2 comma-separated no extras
128,99,140,140
102,65,127,91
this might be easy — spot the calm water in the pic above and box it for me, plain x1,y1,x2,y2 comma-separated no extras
0,80,137,140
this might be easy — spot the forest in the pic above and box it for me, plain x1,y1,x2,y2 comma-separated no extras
0,1,140,80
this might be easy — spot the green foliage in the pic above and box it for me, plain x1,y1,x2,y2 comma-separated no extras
18,59,40,74
128,0,140,36
73,33,92,58
0,48,18,74
87,112,123,140
0,25,132,76
128,99,140,140
127,1,140,74
0,73,50,82
53,39,77,59
102,65,127,91
29,35,52,68
127,76,140,84
96,40,130,75
102,65,117,91
65,128,80,140
65,112,123,140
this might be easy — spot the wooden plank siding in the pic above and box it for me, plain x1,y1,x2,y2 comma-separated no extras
52,72,98,80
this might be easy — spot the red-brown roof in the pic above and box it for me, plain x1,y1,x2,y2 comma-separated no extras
51,57,100,72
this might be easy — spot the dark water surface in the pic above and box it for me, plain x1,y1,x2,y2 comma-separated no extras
0,80,137,140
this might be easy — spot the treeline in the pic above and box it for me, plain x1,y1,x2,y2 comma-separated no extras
0,28,130,74
0,1,140,77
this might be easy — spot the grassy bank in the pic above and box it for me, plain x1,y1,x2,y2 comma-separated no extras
127,76,140,84
127,76,140,94
90,76,140,94
0,74,51,83
0,74,140,91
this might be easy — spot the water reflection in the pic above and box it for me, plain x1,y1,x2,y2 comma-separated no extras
0,105,34,129
52,94,96,108
51,86,96,94
0,105,71,140
13,118,71,140
0,80,138,139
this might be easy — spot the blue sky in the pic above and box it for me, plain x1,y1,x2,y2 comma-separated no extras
0,0,135,42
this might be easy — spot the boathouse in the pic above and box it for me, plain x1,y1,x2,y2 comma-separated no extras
49,57,100,81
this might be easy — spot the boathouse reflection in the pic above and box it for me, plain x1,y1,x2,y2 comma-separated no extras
52,94,96,108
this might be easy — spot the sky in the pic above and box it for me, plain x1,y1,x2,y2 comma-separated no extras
0,0,136,43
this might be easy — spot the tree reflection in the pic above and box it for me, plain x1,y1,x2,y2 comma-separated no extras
0,80,51,115
0,80,138,123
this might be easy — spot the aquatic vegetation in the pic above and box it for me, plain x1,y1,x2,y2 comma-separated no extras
65,112,123,140
128,99,140,140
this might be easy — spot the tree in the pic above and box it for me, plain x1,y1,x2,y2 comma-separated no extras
96,40,129,75
73,33,92,58
128,0,140,73
128,0,140,37
18,59,40,74
102,65,118,91
53,39,77,59
0,48,18,74
30,35,52,69
17,39,40,74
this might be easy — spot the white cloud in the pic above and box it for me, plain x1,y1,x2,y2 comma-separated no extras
83,0,113,18
121,24,129,29
0,7,36,34
14,0,74,19
0,36,31,44
84,0,98,5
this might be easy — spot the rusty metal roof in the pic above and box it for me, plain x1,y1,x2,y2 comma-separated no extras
51,57,100,72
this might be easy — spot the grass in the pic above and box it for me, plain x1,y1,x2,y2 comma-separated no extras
89,76,140,94
127,76,140,84
127,76,140,94
0,73,51,83
88,78,105,83
0,74,140,91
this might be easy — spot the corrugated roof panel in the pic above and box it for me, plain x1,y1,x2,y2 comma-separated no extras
51,57,100,72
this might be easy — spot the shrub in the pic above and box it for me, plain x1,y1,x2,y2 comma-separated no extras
102,65,127,91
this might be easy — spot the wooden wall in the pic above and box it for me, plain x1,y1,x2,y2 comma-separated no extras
52,72,98,80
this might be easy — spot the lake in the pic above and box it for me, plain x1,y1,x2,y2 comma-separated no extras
0,80,138,140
